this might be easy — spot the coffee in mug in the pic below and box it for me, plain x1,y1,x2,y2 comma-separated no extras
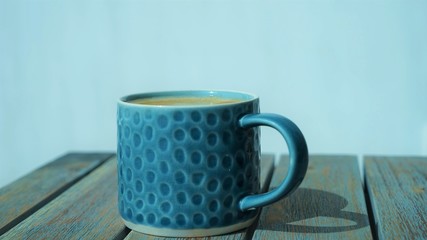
129,96,242,106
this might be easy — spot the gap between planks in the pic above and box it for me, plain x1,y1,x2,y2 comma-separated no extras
0,152,113,235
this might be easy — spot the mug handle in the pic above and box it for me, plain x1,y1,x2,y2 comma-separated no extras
238,113,309,211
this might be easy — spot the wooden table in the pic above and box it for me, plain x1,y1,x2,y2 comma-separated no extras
0,153,426,239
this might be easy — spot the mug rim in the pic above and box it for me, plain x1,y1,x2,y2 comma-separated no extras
118,90,258,108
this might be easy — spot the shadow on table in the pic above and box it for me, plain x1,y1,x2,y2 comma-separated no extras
258,188,370,233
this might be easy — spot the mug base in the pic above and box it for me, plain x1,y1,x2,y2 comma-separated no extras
122,215,258,237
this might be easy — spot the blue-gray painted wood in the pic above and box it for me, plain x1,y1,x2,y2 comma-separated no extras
0,152,112,235
0,156,128,239
364,156,427,240
254,155,372,239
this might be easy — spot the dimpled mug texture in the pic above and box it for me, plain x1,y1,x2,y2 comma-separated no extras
117,95,261,232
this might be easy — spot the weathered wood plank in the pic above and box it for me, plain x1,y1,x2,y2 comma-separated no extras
364,156,427,240
254,155,372,239
124,154,275,240
0,152,113,235
0,156,128,240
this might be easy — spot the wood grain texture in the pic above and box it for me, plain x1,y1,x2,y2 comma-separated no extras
254,155,372,240
0,152,112,235
364,156,427,240
124,154,275,240
0,156,128,240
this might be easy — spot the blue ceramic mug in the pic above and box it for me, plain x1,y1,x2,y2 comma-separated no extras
117,90,308,237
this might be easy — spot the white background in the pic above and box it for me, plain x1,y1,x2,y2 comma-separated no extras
1,0,426,188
